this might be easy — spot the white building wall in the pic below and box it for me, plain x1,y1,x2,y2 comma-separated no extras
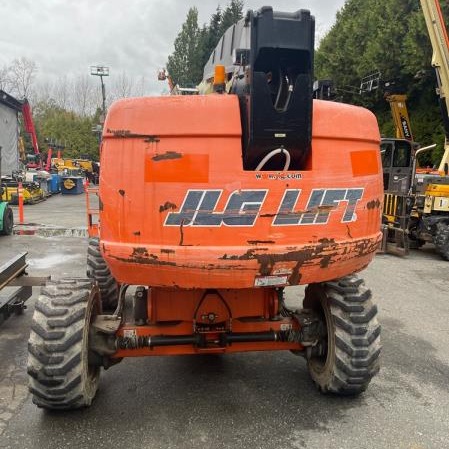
0,103,19,176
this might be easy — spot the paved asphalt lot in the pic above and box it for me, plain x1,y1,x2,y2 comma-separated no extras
0,194,448,449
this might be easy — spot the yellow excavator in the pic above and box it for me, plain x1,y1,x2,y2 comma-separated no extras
379,86,416,255
412,0,449,259
386,93,414,141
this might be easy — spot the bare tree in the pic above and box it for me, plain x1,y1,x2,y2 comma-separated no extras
9,57,37,98
111,70,134,100
33,79,54,105
54,75,71,110
0,65,11,92
73,74,95,116
2,57,149,115
134,75,147,97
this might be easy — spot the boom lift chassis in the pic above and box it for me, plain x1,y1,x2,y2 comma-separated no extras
26,6,382,410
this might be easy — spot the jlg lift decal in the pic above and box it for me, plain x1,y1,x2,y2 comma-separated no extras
165,190,267,227
273,188,363,225
164,188,364,227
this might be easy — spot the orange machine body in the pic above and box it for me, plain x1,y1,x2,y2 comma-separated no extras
97,94,382,358
27,9,382,410
99,94,382,294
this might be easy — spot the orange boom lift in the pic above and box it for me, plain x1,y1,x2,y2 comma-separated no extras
28,7,383,409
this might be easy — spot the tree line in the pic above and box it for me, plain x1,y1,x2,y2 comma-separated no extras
3,0,447,165
167,0,448,166
315,0,449,166
0,1,244,163
0,57,150,160
166,1,244,87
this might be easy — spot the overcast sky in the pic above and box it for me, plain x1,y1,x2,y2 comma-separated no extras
0,0,346,95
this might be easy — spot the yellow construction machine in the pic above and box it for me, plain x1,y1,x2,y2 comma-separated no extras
381,0,449,259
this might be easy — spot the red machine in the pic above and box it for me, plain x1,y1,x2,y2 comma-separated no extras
21,100,41,169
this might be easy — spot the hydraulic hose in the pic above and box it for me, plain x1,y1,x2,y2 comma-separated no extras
255,147,291,171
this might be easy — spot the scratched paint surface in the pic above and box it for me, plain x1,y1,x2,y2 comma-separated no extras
99,95,383,288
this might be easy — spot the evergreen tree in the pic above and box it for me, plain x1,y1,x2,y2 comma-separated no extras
198,7,223,70
166,7,202,87
167,2,244,86
209,7,223,46
33,100,100,161
220,0,244,35
315,0,449,165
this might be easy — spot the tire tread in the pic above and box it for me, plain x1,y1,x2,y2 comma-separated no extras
27,278,100,410
305,275,381,395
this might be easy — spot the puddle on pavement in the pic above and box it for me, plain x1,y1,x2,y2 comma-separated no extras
28,253,81,269
14,227,88,238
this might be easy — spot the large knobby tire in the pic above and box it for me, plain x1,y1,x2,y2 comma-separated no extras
303,275,381,395
0,206,13,235
87,237,119,309
433,222,449,261
27,279,101,410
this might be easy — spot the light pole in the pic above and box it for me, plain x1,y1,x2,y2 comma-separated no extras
90,66,109,122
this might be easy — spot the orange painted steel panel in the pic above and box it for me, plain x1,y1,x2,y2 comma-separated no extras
99,96,383,289
350,150,379,177
103,95,241,138
145,153,209,183
147,288,271,323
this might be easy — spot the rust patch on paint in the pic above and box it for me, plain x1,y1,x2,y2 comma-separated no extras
219,236,378,284
112,252,253,272
247,240,275,245
107,129,131,137
106,130,160,142
159,202,177,213
144,136,160,143
152,151,182,161
367,199,382,210
131,248,158,260
320,255,332,268
317,205,335,212
132,247,149,258
116,248,172,266
179,220,185,246
114,255,176,267
318,238,335,245
346,225,353,239
110,236,381,283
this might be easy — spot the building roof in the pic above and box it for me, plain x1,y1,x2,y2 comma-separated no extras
0,90,23,112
